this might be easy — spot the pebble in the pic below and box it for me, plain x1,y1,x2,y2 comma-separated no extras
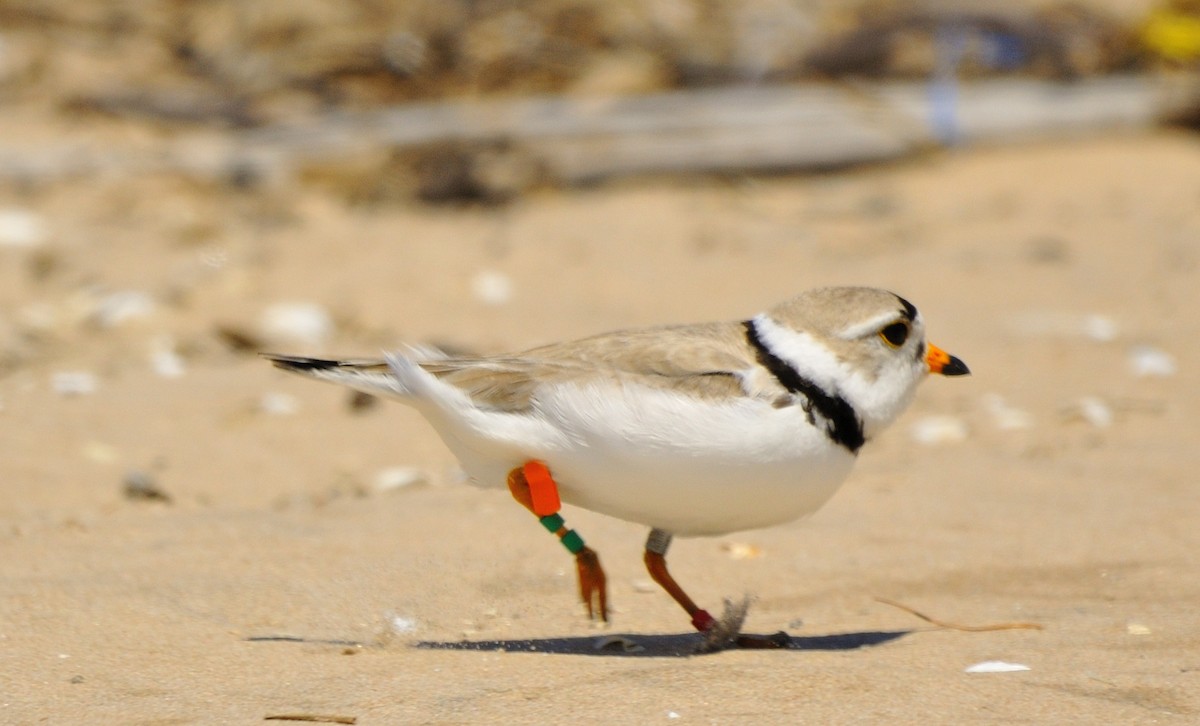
388,614,418,634
122,470,172,503
1008,312,1118,342
81,441,118,463
91,290,156,328
347,390,378,412
909,414,968,445
471,270,513,306
149,338,186,379
720,541,763,560
259,302,334,345
0,208,47,248
981,394,1033,431
259,391,300,416
630,578,658,594
1074,396,1113,428
1127,345,1176,378
373,466,429,493
51,371,97,397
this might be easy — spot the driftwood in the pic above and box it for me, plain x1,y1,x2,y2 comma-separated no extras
0,75,1195,194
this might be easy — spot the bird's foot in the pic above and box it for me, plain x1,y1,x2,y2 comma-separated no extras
694,596,790,653
576,546,608,622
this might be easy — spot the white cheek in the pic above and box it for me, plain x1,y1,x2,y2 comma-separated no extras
751,314,853,392
755,314,925,433
843,365,923,434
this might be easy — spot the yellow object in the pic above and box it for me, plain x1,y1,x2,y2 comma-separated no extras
1142,9,1200,60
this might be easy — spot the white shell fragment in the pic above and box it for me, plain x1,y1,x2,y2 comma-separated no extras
1081,315,1119,342
593,635,645,653
1127,345,1176,378
981,394,1033,431
149,337,186,379
720,541,764,560
52,371,98,397
1074,396,1113,428
0,208,47,248
909,415,969,445
388,613,418,634
1126,623,1152,635
1008,311,1118,342
258,391,299,416
374,466,429,493
92,290,156,328
965,660,1031,673
260,302,334,346
630,579,658,594
81,441,118,463
470,270,514,306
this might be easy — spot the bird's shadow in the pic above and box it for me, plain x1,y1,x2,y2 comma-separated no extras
413,629,911,657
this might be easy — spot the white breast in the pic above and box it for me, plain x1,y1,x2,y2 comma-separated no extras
437,381,858,537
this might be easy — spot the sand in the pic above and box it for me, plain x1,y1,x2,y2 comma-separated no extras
2,129,1199,723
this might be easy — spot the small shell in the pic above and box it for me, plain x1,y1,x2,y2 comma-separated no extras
388,614,418,634
260,302,334,345
259,392,300,416
149,338,186,379
374,466,429,493
1073,396,1113,428
720,542,764,560
909,415,968,445
981,394,1032,431
1127,345,1176,378
92,290,156,328
81,441,118,463
965,660,1030,673
471,270,513,306
52,371,97,397
0,208,47,248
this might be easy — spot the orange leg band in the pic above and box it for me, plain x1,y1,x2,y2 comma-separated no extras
522,460,562,517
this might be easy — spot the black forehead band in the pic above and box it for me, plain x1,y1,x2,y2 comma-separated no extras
896,296,918,322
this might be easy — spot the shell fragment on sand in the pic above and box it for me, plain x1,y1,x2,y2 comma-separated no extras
965,660,1031,674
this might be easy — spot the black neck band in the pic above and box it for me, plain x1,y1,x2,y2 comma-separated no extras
743,319,864,453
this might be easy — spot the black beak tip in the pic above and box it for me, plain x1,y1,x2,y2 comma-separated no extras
942,355,970,376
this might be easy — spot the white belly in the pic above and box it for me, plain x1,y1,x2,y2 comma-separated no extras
430,381,859,537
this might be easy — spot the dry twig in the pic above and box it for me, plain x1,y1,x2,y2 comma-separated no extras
875,597,1044,632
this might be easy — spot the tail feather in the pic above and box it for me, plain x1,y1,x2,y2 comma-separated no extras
262,353,410,399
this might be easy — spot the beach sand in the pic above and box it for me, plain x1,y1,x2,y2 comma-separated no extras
1,128,1198,723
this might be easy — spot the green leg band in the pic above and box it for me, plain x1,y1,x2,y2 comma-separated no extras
539,513,565,533
560,529,585,555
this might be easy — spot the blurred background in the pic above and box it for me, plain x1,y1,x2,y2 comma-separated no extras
2,2,1199,722
0,0,1197,511
0,0,1197,495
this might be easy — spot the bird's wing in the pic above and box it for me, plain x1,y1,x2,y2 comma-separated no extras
267,321,782,413
424,321,777,412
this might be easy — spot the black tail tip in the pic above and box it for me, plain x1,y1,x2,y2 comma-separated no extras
261,353,340,372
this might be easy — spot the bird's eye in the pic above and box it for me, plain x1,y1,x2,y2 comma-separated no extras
879,322,910,348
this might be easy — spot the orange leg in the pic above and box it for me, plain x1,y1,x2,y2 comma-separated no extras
644,528,788,649
507,462,608,622
644,529,716,632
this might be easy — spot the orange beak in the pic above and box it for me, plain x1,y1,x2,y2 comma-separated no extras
927,343,970,376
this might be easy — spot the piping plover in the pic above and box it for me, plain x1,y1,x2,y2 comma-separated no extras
265,286,968,646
